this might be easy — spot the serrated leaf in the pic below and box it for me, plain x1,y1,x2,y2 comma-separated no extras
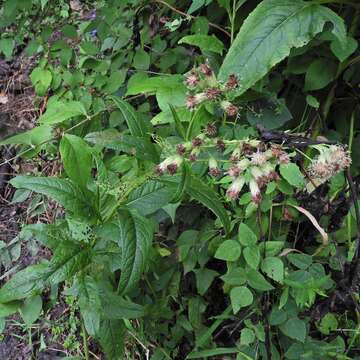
219,0,346,96
38,101,87,125
179,35,224,54
20,295,42,326
97,319,126,360
230,286,253,313
77,276,101,336
10,176,95,219
116,209,154,295
0,264,48,303
215,240,241,262
109,96,145,137
126,180,177,216
279,163,304,188
60,134,92,189
187,176,231,235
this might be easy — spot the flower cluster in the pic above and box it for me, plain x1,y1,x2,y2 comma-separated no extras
307,145,351,191
155,127,293,205
184,63,240,117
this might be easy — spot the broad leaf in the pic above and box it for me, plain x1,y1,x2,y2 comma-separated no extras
10,176,95,219
38,101,87,125
230,286,253,313
246,268,274,291
126,180,177,216
0,125,52,146
279,163,304,188
60,134,92,189
20,295,42,326
97,319,126,360
280,317,307,343
179,34,224,54
219,0,346,96
0,264,48,303
116,209,154,295
261,257,284,283
215,240,241,262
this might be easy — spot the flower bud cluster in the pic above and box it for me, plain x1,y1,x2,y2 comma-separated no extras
155,130,292,205
307,145,351,190
184,63,240,117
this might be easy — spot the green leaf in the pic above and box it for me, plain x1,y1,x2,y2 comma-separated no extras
0,37,15,59
100,290,145,319
60,134,92,189
230,286,253,313
20,295,42,326
169,104,186,139
215,240,241,262
38,101,87,125
246,268,274,291
0,264,48,303
126,180,177,216
221,267,247,286
194,268,218,295
219,0,346,96
103,69,127,94
238,223,257,246
116,209,154,295
10,176,95,219
0,125,52,146
243,245,260,269
318,313,338,335
240,328,255,346
97,319,126,360
261,257,284,283
109,96,145,137
0,302,21,317
287,253,312,269
133,48,150,70
187,176,231,235
331,36,358,62
280,317,307,343
179,34,224,54
279,163,304,188
304,58,337,91
30,67,52,96
77,276,101,336
306,95,320,109
187,348,238,359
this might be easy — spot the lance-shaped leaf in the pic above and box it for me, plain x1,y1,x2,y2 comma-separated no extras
10,176,96,219
97,319,126,360
116,209,154,295
60,134,92,189
38,101,87,125
0,125,52,146
219,0,346,96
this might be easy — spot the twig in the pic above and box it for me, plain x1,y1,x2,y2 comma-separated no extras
153,0,231,38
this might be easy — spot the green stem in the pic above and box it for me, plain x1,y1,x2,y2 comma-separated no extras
230,0,236,44
81,319,90,360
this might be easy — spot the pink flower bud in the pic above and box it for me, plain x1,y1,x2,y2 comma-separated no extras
200,63,213,77
225,74,239,90
221,101,238,117
226,177,245,200
215,139,225,152
205,122,217,137
205,87,222,100
208,158,221,177
186,93,206,109
185,72,200,88
249,179,261,204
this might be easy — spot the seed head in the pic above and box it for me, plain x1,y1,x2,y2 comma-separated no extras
215,139,225,152
200,63,213,77
221,101,238,117
226,177,245,200
225,74,239,90
205,122,217,137
205,87,222,100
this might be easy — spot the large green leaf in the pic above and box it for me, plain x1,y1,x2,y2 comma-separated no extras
10,176,95,219
97,319,126,360
116,209,154,295
187,176,231,235
38,101,87,125
109,96,145,137
0,264,48,303
85,130,159,162
60,134,92,189
77,276,102,336
126,180,177,216
0,125,52,146
179,34,224,54
219,0,346,96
